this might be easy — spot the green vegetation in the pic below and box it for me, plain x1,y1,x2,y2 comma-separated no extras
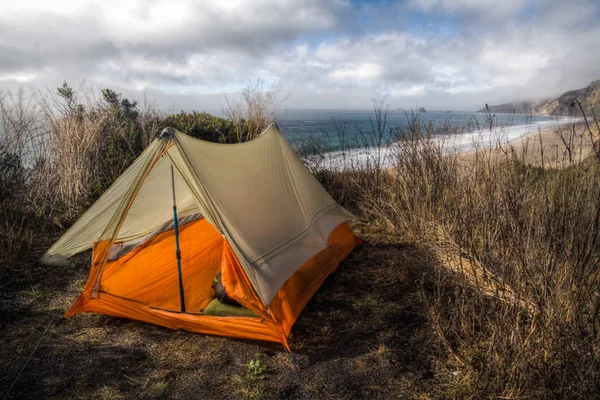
0,82,269,266
230,356,269,399
247,357,267,378
1,84,600,398
164,111,238,143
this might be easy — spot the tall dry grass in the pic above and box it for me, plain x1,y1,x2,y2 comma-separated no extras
0,80,279,265
313,105,600,398
0,88,58,263
0,85,160,263
3,78,599,397
223,78,285,142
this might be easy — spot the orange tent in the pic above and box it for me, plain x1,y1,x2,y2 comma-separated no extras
42,125,361,349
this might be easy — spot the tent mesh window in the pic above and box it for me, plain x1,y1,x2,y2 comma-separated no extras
107,213,203,261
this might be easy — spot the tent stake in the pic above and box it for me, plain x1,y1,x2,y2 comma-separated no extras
171,164,186,313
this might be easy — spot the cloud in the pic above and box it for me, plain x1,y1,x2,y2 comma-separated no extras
0,0,599,110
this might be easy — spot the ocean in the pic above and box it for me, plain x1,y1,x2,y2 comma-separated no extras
276,109,576,155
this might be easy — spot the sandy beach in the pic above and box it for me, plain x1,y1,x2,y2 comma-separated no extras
456,122,598,168
315,119,596,171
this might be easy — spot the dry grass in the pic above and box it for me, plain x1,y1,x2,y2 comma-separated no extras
2,86,600,398
223,78,285,142
0,230,435,399
0,80,278,266
315,106,600,398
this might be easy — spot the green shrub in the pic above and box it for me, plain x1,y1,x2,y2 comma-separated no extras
247,358,267,378
164,111,238,143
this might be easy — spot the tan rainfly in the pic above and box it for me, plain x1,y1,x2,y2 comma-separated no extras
42,124,355,306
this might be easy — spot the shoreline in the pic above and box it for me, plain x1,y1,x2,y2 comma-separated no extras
308,117,587,170
455,122,597,167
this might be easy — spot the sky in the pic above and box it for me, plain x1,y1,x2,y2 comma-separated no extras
1,0,599,112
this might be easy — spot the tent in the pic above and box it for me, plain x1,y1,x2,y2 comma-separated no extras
41,124,361,349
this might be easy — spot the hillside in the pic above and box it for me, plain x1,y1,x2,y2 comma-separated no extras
2,85,600,399
484,79,600,116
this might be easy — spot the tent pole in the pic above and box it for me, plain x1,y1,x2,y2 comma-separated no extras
171,164,186,313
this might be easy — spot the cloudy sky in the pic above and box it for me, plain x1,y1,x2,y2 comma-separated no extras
1,0,599,112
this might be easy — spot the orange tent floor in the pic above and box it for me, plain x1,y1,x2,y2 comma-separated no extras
66,218,362,345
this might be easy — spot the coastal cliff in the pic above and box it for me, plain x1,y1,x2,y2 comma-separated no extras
483,79,600,116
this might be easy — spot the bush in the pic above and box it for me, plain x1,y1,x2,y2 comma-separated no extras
0,79,281,266
164,111,238,143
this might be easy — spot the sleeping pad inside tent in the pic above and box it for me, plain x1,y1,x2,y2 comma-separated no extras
41,124,361,349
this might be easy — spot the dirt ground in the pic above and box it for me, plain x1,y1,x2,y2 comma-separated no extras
10,122,596,400
0,227,440,399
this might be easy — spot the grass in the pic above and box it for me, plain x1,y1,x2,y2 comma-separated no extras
2,91,600,398
0,226,437,399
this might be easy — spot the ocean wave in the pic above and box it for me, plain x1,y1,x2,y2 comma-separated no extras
304,116,581,171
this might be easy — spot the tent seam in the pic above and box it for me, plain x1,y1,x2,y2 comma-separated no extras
91,141,172,296
251,202,339,264
169,133,267,303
